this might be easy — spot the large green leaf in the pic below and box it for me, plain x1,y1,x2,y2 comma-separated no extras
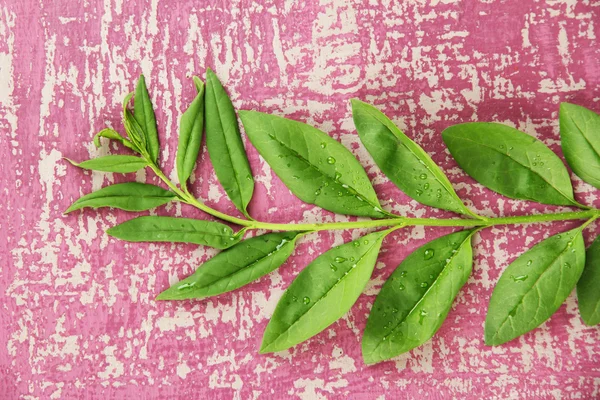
134,75,159,162
352,100,477,217
485,226,586,345
107,216,240,249
560,103,600,189
443,123,580,207
65,182,175,213
362,230,475,364
205,68,254,218
177,77,205,186
66,155,148,173
577,235,600,326
156,231,303,300
239,111,387,219
260,229,393,353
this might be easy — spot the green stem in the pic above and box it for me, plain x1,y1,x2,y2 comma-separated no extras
148,162,599,233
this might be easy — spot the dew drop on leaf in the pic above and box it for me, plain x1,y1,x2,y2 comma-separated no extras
330,263,337,272
511,274,528,283
353,241,360,247
416,189,423,196
398,283,405,291
419,173,427,180
424,183,430,190
420,282,428,288
563,262,571,269
334,256,346,263
303,296,310,305
526,260,532,266
320,142,327,149
327,156,336,164
424,249,435,260
334,172,342,181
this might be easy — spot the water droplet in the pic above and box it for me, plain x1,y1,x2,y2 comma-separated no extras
303,297,310,305
419,173,427,180
539,162,544,166
364,240,369,245
338,191,343,197
292,175,299,180
292,296,298,302
420,282,428,288
526,260,532,266
400,271,407,277
567,241,573,247
327,156,336,164
511,274,528,283
353,241,360,247
315,189,321,195
355,195,364,202
320,142,327,149
457,265,463,270
419,309,428,325
177,282,196,290
423,183,430,190
330,263,338,272
392,308,398,313
334,172,342,181
350,257,355,262
424,249,435,260
246,174,253,180
436,193,442,198
416,189,423,196
564,262,571,269
334,256,346,263
429,274,434,279
509,146,514,150
500,145,505,149
533,162,537,166
398,283,405,291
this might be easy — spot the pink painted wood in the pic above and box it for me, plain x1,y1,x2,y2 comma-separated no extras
1,1,599,398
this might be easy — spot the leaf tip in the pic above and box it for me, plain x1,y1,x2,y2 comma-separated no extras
63,157,78,167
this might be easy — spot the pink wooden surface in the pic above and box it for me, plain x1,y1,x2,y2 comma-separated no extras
2,1,600,398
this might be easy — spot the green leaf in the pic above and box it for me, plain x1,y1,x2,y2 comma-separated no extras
352,100,477,217
442,123,580,207
134,75,159,162
124,109,147,152
239,110,387,219
560,103,600,189
65,182,176,213
205,68,254,218
485,226,586,345
362,229,475,364
93,128,136,151
107,216,239,249
177,77,205,186
66,155,148,173
577,235,600,326
156,231,303,300
260,229,393,354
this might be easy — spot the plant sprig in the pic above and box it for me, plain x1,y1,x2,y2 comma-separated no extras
65,71,600,364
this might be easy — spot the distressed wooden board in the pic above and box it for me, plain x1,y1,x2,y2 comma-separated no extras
1,1,599,399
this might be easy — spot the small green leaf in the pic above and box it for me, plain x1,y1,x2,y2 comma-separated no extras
362,230,475,364
560,103,600,189
124,109,147,152
93,128,136,151
107,216,239,249
443,123,580,207
239,110,387,219
66,155,148,173
205,68,254,218
134,75,159,162
65,182,175,213
352,100,477,217
156,231,303,300
260,229,393,354
177,77,205,186
577,235,600,326
485,226,586,346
